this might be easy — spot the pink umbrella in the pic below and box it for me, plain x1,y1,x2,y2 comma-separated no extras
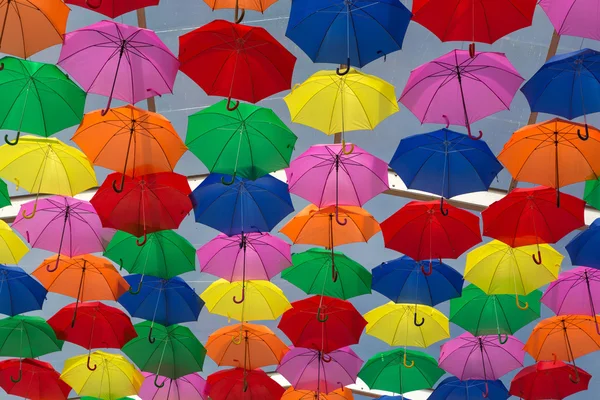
276,347,362,394
58,20,179,115
140,372,209,400
540,0,600,41
12,196,114,272
399,50,523,140
286,144,389,225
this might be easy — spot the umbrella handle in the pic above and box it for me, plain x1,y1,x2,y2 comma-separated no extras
231,332,243,345
118,258,124,271
570,366,581,384
532,250,542,265
100,96,113,117
136,232,147,247
22,202,36,219
221,173,236,186
235,8,245,23
226,97,240,112
46,259,59,273
85,0,102,8
403,352,415,368
466,123,483,140
154,374,165,388
336,59,351,76
243,376,248,392
578,125,589,141
4,131,20,146
10,368,21,383
341,140,354,155
469,42,476,58
321,353,332,363
515,294,529,310
440,197,449,216
0,63,4,71
421,261,433,276
442,115,450,128
233,286,245,304
148,326,156,344
482,381,489,398
317,307,328,323
87,355,97,371
332,265,339,283
335,206,347,226
498,334,508,344
128,279,142,295
112,175,126,193
413,312,425,327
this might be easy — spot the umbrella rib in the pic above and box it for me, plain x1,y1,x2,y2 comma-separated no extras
30,69,82,124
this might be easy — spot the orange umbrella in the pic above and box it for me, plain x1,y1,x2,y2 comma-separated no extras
203,0,278,14
498,118,600,206
282,387,353,400
206,323,289,369
72,105,187,192
0,0,69,58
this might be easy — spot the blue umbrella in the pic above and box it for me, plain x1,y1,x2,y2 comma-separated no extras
190,173,294,236
0,265,46,316
118,275,204,343
286,0,411,70
429,377,509,400
566,218,600,269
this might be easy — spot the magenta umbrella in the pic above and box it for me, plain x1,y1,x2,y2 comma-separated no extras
12,196,114,272
540,0,600,41
140,372,209,400
58,20,179,115
399,50,523,140
286,144,388,225
277,347,362,394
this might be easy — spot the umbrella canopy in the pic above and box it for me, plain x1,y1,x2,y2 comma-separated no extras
0,316,63,359
286,0,411,68
139,372,209,400
208,368,284,400
542,267,600,323
282,388,352,400
510,360,592,400
585,180,600,210
0,358,71,400
0,264,46,316
66,0,160,18
430,377,509,400
0,179,9,209
0,221,29,265
203,0,277,12
567,219,600,267
540,0,600,41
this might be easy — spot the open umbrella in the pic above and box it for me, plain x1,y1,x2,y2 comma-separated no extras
208,368,284,400
139,372,209,400
66,0,160,18
0,179,9,209
585,181,600,210
0,265,46,316
430,377,509,400
540,0,600,41
203,0,277,14
510,360,591,400
0,221,29,265
566,218,600,267
0,358,71,400
282,388,352,400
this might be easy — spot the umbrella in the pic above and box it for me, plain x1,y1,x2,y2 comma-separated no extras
203,0,277,14
566,218,600,267
0,0,69,58
286,0,411,68
450,284,541,340
358,348,444,394
498,118,600,206
282,248,372,300
104,230,196,279
399,50,523,140
364,302,450,347
72,105,187,192
540,0,600,41
139,372,209,400
282,388,352,400
586,179,600,210
284,70,398,151
66,0,160,18
430,377,509,400
186,100,297,181
179,19,296,108
58,20,179,114
201,279,291,321
0,179,9,208
277,347,362,393
0,265,46,316
91,172,192,244
191,173,294,236
60,350,144,400
206,323,288,369
510,360,592,400
0,221,29,265
208,368,284,400
0,57,86,146
381,200,481,261
0,358,71,400
278,295,367,353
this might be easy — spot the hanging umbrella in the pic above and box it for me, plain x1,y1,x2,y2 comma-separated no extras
278,295,367,353
0,265,46,316
139,372,209,400
187,100,297,181
203,0,277,14
585,181,600,210
179,19,296,108
540,0,600,40
381,200,481,261
191,173,294,236
206,323,288,369
0,358,71,400
0,221,29,265
208,368,284,400
371,256,463,305
0,179,9,208
284,70,398,151
58,20,179,114
0,57,86,146
566,218,600,267
60,350,144,400
0,0,69,58
364,302,450,347
510,360,592,400
201,279,291,321
430,377,509,400
73,105,187,192
282,248,372,300
282,388,352,400
91,172,192,244
66,0,160,18
358,348,444,394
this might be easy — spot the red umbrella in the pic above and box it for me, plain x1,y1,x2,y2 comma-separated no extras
0,358,71,400
65,0,160,18
178,19,296,110
208,368,284,400
278,295,367,353
510,360,591,400
381,200,481,266
90,172,192,245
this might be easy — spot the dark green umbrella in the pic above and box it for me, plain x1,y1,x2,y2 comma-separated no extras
0,179,10,208
186,100,297,183
281,248,371,299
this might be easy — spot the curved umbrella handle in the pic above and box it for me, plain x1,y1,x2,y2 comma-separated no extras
341,139,354,155
243,376,248,392
413,312,425,327
100,96,114,117
336,59,351,76
498,334,508,344
87,355,97,371
469,42,476,58
570,366,581,384
5,131,20,146
22,202,37,219
317,307,328,323
578,124,589,141
516,293,529,310
440,197,449,216
85,0,102,8
421,261,433,276
154,374,165,388
221,173,236,186
231,332,242,345
136,232,147,247
403,352,415,368
0,63,4,71
235,8,245,23
332,266,339,283
233,286,245,304
112,174,126,193
482,381,489,398
466,123,483,140
321,353,332,363
532,250,542,265
10,368,21,383
128,279,142,295
226,97,240,112
335,206,347,226
46,259,59,273
118,258,124,271
553,353,558,363
442,115,450,128
148,326,156,344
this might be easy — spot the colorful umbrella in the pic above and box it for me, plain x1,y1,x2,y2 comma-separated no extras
566,218,600,267
0,358,71,400
138,372,209,400
0,179,9,208
510,360,591,400
430,377,509,400
399,50,523,139
203,0,277,13
207,368,284,400
585,180,600,210
58,20,179,114
186,100,296,181
179,19,296,108
0,265,46,316
66,0,160,18
540,0,599,41
282,388,352,400
0,220,29,265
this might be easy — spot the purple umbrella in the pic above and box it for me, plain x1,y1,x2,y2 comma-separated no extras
58,20,179,115
140,372,209,400
399,50,523,140
12,196,114,272
277,347,362,394
286,144,389,225
540,0,600,41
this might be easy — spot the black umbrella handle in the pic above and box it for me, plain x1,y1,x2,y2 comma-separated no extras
10,368,21,383
336,59,350,76
578,124,589,141
87,355,97,371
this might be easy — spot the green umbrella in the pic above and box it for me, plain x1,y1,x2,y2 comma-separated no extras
358,348,444,394
0,179,10,208
281,248,371,299
122,322,206,389
585,178,600,210
449,284,541,342
0,56,86,145
186,100,297,183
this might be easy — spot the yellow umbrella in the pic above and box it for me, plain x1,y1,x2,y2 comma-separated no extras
200,279,291,321
364,302,450,347
60,350,143,400
464,240,562,310
284,69,399,153
0,220,28,264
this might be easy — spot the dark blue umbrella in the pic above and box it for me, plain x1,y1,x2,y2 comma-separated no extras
566,218,600,269
286,0,411,70
190,173,294,236
0,265,46,316
429,377,509,400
